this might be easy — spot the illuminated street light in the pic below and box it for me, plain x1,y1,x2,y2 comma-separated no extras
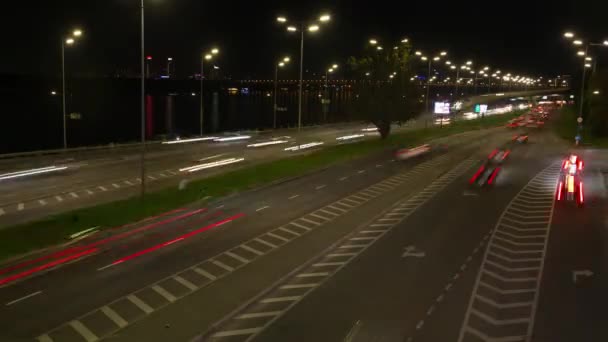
604,41,608,46
401,38,409,43
332,64,338,69
279,62,285,67
204,54,212,60
585,56,592,61
421,56,428,61
585,63,592,68
308,25,320,32
277,16,287,23
593,90,600,94
445,61,452,65
319,14,331,22
577,50,586,56
284,57,291,62
287,26,297,32
573,40,583,45
369,39,378,45
415,51,422,56
61,28,84,149
564,32,575,38
73,29,82,37
65,38,75,45
211,48,219,55
377,46,383,50
440,51,447,56
433,57,440,61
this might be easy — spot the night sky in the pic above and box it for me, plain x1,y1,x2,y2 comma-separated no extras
1,0,607,79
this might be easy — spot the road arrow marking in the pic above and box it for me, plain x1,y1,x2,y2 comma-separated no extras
572,269,594,284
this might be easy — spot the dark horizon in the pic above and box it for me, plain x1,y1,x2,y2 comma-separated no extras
1,0,607,80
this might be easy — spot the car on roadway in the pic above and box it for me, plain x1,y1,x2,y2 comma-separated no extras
556,154,584,206
512,134,529,143
469,148,510,186
395,144,432,160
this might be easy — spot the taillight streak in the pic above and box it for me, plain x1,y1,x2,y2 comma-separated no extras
579,181,584,203
469,165,486,184
557,181,563,201
488,149,498,159
487,168,501,185
501,150,511,160
0,248,98,286
0,208,202,276
104,213,245,268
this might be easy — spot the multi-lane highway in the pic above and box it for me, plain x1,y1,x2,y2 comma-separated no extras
0,106,602,342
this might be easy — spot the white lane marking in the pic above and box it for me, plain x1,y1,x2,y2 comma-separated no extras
148,175,157,180
212,260,235,272
300,217,321,226
240,244,264,256
112,183,120,189
38,199,47,205
279,283,318,290
313,262,345,267
327,253,356,257
0,208,4,216
124,180,134,186
358,170,366,174
160,173,168,177
310,213,330,222
226,251,250,264
260,296,301,303
350,195,369,202
152,285,177,302
168,171,177,176
5,291,42,306
315,185,326,190
85,189,94,195
267,232,290,242
255,238,278,249
360,230,386,234
339,244,368,249
55,196,63,202
174,276,198,291
37,334,53,342
69,320,98,342
290,222,311,231
339,176,349,181
17,203,24,211
70,192,79,198
97,263,118,271
101,305,128,328
350,237,375,241
337,201,354,208
193,267,217,281
98,186,107,192
278,227,300,236
212,328,263,337
376,164,383,168
416,320,424,330
256,206,270,212
236,311,282,319
297,272,329,278
288,195,300,200
319,209,339,217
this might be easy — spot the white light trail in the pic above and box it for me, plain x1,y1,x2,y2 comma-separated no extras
162,137,218,144
336,134,365,141
361,127,378,132
179,158,245,173
284,142,324,152
0,166,68,181
247,140,289,148
213,135,252,142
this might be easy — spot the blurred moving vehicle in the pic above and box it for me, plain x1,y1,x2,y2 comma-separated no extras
395,144,432,160
512,134,529,143
469,148,510,186
556,154,584,206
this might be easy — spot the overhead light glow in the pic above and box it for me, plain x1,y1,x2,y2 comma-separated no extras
308,25,320,32
564,32,574,38
287,26,297,32
319,14,331,22
277,16,287,23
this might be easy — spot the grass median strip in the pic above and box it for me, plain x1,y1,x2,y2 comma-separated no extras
0,112,522,263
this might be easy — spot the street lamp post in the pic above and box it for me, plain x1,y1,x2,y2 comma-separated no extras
61,29,82,149
324,64,338,123
200,48,219,136
273,56,290,129
277,13,330,131
167,57,173,77
417,51,447,112
140,0,146,197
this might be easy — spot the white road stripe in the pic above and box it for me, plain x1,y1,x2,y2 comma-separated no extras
55,196,63,202
101,305,128,328
5,291,42,306
315,185,326,190
148,175,157,180
280,283,318,289
17,203,24,211
319,209,339,217
38,199,47,205
360,230,386,234
328,205,347,213
85,189,94,195
212,328,263,337
297,272,329,278
160,173,168,177
350,195,369,202
112,183,120,189
339,176,348,181
279,227,300,236
255,238,278,249
226,251,250,263
260,296,301,303
300,217,321,226
0,208,4,216
174,276,198,291
152,285,177,302
98,186,107,192
124,180,134,186
69,320,98,342
350,237,375,241
240,244,264,256
288,194,300,200
309,213,330,221
327,253,356,257
290,222,311,231
313,262,345,267
212,260,235,272
236,311,282,319
339,244,367,249
267,232,290,242
256,206,270,212
193,267,217,280
70,192,79,198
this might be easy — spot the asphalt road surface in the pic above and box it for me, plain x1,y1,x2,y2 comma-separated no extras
1,108,601,342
